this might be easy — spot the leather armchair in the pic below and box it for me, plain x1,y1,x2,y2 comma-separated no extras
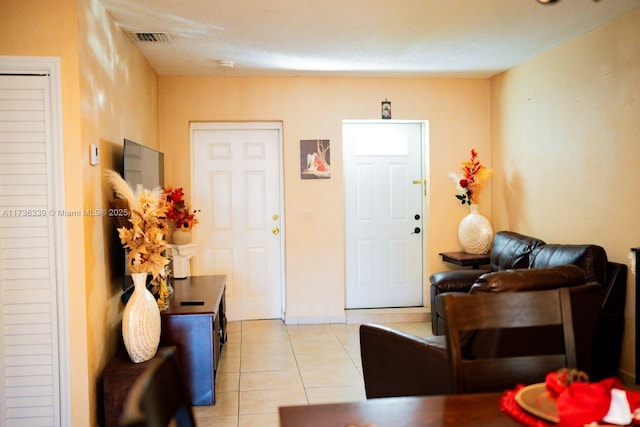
360,266,602,398
429,231,627,379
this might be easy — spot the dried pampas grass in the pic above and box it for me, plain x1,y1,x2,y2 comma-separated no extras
105,170,168,278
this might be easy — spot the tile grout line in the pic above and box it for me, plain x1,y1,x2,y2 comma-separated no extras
195,320,429,425
236,320,243,427
286,321,312,407
333,323,363,376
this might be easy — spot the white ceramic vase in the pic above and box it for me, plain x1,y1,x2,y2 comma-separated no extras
122,272,161,363
457,204,493,254
172,229,192,245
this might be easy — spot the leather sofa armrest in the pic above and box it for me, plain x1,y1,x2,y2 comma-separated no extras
359,324,453,398
602,261,627,313
469,265,587,294
429,269,489,293
429,269,489,335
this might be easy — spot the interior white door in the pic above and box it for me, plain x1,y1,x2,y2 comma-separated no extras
191,123,284,321
0,59,69,426
343,121,425,309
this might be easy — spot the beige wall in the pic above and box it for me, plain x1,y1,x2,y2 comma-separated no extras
1,0,159,425
77,0,159,424
158,77,491,321
0,0,90,424
490,8,640,379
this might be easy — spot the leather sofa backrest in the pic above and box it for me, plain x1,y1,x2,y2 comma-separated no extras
528,244,607,287
490,231,546,271
470,265,587,294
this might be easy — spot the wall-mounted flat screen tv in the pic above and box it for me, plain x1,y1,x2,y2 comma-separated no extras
122,139,165,293
123,139,164,193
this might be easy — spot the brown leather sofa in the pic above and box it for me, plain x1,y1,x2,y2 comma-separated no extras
360,266,602,398
429,231,627,379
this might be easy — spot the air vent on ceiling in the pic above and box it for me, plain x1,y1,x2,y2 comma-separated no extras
132,32,172,43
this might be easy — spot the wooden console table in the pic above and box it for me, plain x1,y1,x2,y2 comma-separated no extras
102,275,226,426
439,251,490,269
160,275,227,406
103,347,177,427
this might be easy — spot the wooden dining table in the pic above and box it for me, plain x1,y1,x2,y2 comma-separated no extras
279,392,521,427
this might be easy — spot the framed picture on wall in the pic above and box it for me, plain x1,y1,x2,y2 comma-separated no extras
300,139,331,179
381,99,391,119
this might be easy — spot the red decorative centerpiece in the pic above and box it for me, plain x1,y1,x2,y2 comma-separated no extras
164,186,199,244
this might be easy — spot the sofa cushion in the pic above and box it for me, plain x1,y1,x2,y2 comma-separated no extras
529,244,607,286
490,231,546,271
469,265,587,294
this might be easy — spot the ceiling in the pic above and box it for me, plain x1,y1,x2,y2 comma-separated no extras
97,0,640,78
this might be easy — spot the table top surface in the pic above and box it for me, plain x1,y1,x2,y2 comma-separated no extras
163,275,226,316
439,251,491,268
279,393,519,427
439,251,491,261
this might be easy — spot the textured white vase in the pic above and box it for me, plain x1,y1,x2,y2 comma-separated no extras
122,272,161,363
172,229,192,245
458,204,493,254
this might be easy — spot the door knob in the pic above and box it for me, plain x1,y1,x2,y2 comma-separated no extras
272,227,280,235
411,227,421,234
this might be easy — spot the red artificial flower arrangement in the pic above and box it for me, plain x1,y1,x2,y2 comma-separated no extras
453,148,494,205
164,186,199,231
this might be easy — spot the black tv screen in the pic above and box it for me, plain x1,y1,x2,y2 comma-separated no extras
123,139,164,191
121,139,165,292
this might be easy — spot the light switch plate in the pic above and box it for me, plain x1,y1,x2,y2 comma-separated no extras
90,144,99,165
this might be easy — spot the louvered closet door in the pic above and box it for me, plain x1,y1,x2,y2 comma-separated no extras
0,74,63,426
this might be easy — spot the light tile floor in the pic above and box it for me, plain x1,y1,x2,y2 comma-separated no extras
193,319,432,427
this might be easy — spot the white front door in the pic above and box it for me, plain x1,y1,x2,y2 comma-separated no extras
343,121,426,309
191,122,284,321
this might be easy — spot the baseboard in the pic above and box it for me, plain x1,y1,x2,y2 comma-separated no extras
284,314,347,325
283,307,431,325
345,307,430,324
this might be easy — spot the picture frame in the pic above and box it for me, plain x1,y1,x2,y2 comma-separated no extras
381,99,391,119
300,139,331,179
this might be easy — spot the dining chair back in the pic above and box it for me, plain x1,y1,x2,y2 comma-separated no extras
120,347,197,427
443,287,576,393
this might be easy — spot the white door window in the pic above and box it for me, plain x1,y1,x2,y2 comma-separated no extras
343,121,426,309
191,123,284,320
